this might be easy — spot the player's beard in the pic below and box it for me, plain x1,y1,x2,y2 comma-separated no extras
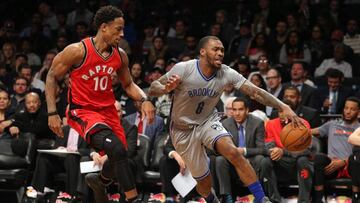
206,54,222,70
342,112,357,123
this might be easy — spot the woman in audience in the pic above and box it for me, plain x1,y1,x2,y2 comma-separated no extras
0,89,13,138
246,32,269,65
279,30,311,66
248,73,267,112
130,62,149,90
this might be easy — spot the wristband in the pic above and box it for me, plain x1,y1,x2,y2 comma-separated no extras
140,97,151,103
47,111,58,116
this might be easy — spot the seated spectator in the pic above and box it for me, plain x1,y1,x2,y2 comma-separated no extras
0,89,13,138
311,69,353,114
232,55,251,79
268,20,288,64
262,107,312,203
227,22,252,60
282,62,316,107
130,62,149,90
166,19,187,58
147,36,170,65
247,73,267,112
279,30,311,66
308,25,331,74
124,100,165,143
348,127,360,203
9,92,55,147
25,125,90,201
343,19,360,55
271,86,321,128
248,55,270,80
19,37,41,67
111,71,136,117
315,43,352,78
85,101,138,203
245,33,269,65
9,76,29,113
311,97,360,203
223,96,236,118
18,63,44,92
265,68,283,116
216,97,267,203
34,51,57,83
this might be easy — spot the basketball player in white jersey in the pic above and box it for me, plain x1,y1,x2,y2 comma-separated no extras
149,36,302,203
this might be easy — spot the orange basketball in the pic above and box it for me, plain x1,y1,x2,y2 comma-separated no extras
280,123,311,152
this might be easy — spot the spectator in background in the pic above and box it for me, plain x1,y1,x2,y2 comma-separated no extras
51,35,68,53
0,89,13,138
55,12,70,38
167,19,187,57
220,84,242,112
130,62,149,90
311,97,360,203
283,62,316,107
249,55,270,80
348,127,360,203
111,71,136,117
141,22,155,57
262,108,312,203
9,92,55,144
232,55,251,79
315,43,352,78
271,86,321,128
179,34,197,60
227,22,252,60
265,68,283,117
217,97,267,203
124,100,164,143
279,30,311,66
66,0,93,27
328,0,341,26
19,37,41,67
18,63,45,92
251,15,270,35
311,68,353,114
147,36,169,65
246,33,269,65
268,20,288,64
214,9,234,47
208,23,222,39
308,25,331,74
343,19,360,55
38,2,58,31
247,73,267,113
9,77,29,113
34,50,57,83
0,42,16,74
223,97,236,118
286,13,301,32
14,53,28,72
71,21,89,42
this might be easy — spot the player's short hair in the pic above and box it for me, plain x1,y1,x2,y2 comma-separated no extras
232,97,249,109
346,96,360,109
197,36,221,50
94,5,124,29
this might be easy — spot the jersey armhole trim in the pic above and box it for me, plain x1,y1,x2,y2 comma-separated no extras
72,41,87,69
116,47,123,70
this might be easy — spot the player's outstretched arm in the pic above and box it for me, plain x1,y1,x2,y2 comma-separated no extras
239,80,303,127
46,43,84,137
117,48,155,123
148,74,180,97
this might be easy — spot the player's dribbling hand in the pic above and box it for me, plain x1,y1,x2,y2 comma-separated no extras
281,104,305,128
165,74,181,93
48,115,64,138
141,101,155,124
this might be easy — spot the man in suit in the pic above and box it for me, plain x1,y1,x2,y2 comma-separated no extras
265,68,283,117
215,97,267,203
271,86,321,128
282,62,315,107
124,100,165,143
25,125,90,201
311,68,353,114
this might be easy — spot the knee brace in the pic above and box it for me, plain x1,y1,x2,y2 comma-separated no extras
99,129,127,162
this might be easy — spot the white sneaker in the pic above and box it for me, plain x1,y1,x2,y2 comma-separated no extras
44,187,55,194
26,186,37,198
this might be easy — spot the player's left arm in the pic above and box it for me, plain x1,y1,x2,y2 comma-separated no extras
117,48,155,123
239,80,303,127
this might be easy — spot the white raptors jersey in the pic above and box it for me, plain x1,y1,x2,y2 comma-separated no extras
165,59,246,126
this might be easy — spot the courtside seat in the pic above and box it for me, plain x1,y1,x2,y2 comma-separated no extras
0,133,36,203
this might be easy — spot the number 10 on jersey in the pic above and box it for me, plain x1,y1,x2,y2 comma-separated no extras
93,76,108,91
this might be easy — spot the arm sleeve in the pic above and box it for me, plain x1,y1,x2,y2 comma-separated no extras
227,68,247,90
165,62,186,80
318,121,331,138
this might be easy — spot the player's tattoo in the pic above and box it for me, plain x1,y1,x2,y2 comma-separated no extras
239,80,283,110
148,75,169,97
45,69,59,113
